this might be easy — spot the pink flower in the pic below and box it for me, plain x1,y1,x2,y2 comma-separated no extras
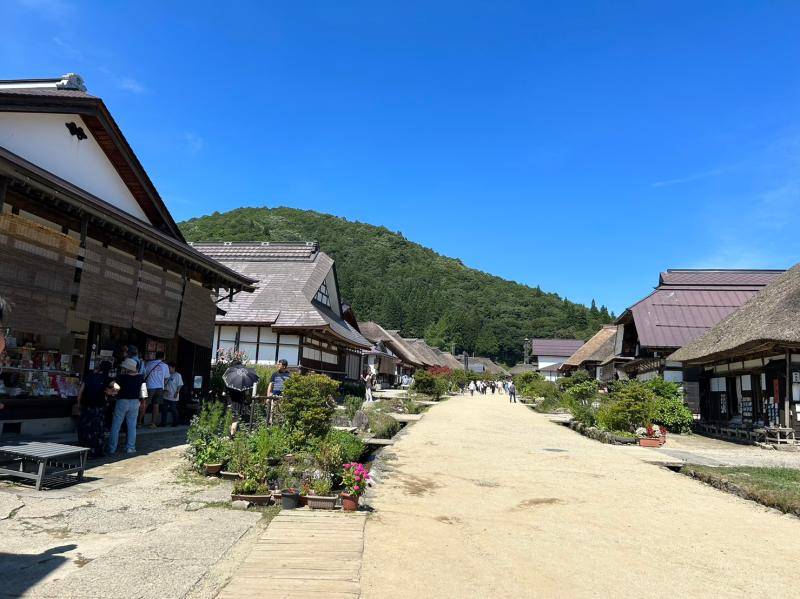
354,485,359,491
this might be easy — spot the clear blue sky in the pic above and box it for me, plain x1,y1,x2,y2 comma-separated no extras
5,1,800,314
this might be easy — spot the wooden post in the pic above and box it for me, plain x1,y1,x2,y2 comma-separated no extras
786,350,793,428
0,176,7,213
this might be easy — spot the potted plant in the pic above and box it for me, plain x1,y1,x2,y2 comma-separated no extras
306,476,336,510
340,462,370,511
280,473,301,509
635,425,662,448
231,477,272,505
196,437,231,476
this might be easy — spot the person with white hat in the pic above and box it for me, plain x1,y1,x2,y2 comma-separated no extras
107,357,146,455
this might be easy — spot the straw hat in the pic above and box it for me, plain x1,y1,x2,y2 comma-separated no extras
120,358,138,372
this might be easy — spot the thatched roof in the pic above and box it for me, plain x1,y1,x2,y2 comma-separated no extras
469,357,509,375
509,363,537,375
562,325,618,367
669,264,800,364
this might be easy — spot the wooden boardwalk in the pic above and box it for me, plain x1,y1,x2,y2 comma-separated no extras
218,509,367,599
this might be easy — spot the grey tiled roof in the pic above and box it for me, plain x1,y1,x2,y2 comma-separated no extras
193,243,369,349
189,242,319,262
0,87,97,99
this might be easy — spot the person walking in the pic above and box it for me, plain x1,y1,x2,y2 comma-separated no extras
162,362,183,427
508,381,517,403
107,358,145,455
140,351,169,428
76,361,117,458
468,380,476,396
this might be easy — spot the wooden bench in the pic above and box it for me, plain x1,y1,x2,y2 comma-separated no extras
0,442,89,490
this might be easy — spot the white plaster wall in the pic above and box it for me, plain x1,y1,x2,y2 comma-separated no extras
537,356,566,369
324,269,341,315
0,112,150,222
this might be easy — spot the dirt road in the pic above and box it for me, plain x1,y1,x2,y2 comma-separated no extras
361,393,800,598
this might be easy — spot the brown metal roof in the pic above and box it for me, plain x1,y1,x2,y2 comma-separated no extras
530,339,585,357
659,269,785,286
625,270,784,350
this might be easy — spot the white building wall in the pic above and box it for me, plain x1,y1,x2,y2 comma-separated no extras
537,355,567,369
0,112,150,222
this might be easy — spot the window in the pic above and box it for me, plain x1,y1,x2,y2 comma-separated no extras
314,281,331,307
257,327,277,365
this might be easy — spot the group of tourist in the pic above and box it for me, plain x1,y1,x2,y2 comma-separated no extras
467,379,517,402
75,346,184,458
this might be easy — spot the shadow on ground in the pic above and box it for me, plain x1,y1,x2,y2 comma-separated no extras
0,544,77,597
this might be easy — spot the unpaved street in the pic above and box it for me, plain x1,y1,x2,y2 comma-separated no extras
0,431,265,599
361,393,800,598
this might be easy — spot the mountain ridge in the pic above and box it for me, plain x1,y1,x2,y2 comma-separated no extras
179,206,613,364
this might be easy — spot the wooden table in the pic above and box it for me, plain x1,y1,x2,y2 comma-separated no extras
0,441,88,490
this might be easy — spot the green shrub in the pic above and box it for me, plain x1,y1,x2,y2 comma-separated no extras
344,395,365,421
312,476,333,496
313,438,343,475
411,370,442,398
519,378,560,401
192,436,231,470
651,395,694,433
597,380,656,432
324,429,365,463
367,410,401,438
186,401,234,470
250,424,290,461
277,373,338,445
253,364,277,396
558,370,592,391
514,371,543,389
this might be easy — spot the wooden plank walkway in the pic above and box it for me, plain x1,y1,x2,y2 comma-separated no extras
218,509,367,599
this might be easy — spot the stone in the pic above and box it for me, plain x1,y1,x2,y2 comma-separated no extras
353,410,370,431
230,500,250,510
185,501,205,511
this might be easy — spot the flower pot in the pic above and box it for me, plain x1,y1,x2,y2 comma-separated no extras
638,438,661,448
204,463,223,476
230,493,272,505
220,471,242,480
341,492,359,512
299,495,308,507
307,495,337,510
281,489,300,509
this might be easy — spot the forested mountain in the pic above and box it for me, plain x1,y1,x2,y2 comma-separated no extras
180,207,614,365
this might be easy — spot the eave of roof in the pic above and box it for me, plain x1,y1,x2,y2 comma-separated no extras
0,147,256,291
0,86,183,239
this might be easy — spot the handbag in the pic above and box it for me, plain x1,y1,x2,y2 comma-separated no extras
140,382,148,400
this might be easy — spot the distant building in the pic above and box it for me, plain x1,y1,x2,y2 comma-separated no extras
529,339,584,380
358,321,424,386
192,242,371,380
560,325,620,380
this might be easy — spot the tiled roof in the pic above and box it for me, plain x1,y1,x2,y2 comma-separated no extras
188,242,318,262
530,339,585,357
0,87,96,99
193,243,369,349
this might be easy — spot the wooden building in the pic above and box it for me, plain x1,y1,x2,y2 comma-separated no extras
529,339,584,381
612,269,783,411
560,325,619,380
0,75,255,435
191,242,371,380
358,321,423,385
670,265,800,442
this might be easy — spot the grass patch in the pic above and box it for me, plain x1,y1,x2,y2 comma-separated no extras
681,465,800,517
175,464,219,487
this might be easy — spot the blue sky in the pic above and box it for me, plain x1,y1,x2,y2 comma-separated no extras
4,1,800,314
